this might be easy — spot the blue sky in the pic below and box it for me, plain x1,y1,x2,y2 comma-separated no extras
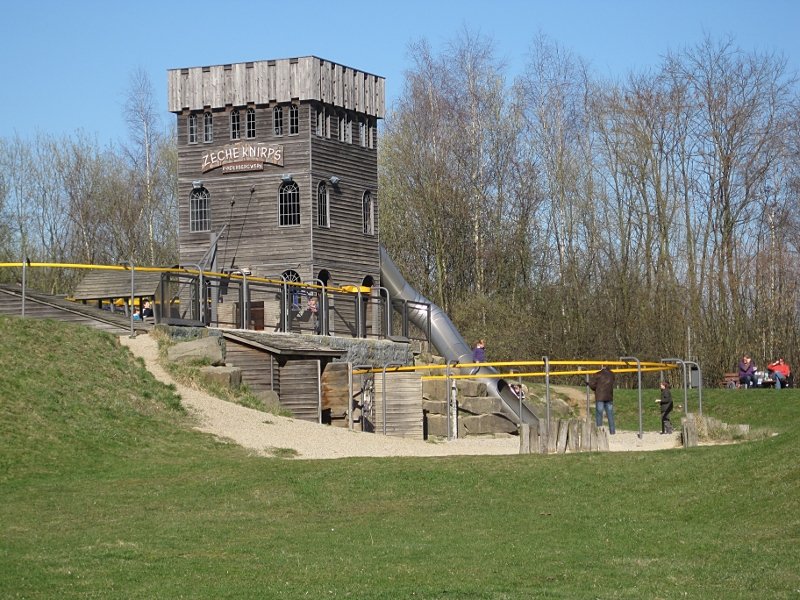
1,0,797,146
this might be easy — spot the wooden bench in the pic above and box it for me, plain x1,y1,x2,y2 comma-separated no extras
721,373,739,389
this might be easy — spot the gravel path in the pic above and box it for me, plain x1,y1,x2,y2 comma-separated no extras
120,333,680,459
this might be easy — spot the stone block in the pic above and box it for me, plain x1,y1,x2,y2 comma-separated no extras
168,336,225,366
550,397,572,416
459,396,503,415
199,365,242,388
457,380,487,398
426,413,449,438
423,399,448,415
422,378,448,401
258,390,280,407
462,414,517,435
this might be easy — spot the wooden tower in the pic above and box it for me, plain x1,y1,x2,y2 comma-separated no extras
167,57,385,296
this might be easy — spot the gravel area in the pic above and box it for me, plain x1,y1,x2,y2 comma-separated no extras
120,333,680,459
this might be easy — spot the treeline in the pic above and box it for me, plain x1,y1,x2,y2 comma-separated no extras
380,31,800,384
0,69,178,294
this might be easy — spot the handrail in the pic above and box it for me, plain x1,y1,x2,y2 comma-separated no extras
445,359,459,441
684,360,704,415
661,358,689,414
621,356,643,439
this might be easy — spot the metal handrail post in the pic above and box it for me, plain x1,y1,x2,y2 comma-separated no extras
351,364,373,431
309,278,327,335
661,358,688,414
381,363,403,436
445,359,458,441
355,290,363,338
685,360,703,415
181,264,204,324
21,255,28,318
621,356,643,439
377,286,391,339
543,356,550,429
510,369,522,428
118,260,135,338
584,368,591,424
229,269,248,329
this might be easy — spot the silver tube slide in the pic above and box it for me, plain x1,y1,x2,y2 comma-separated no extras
380,247,540,428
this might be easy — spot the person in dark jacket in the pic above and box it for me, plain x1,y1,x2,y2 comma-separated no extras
470,339,486,375
655,381,674,434
589,365,616,434
739,354,756,388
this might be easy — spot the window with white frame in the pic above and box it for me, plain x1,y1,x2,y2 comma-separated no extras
359,119,366,147
338,113,346,142
203,113,213,143
362,191,373,235
317,181,329,228
230,109,240,140
246,108,256,139
369,118,376,149
188,114,198,144
274,106,284,136
346,114,352,144
190,187,211,232
289,104,299,135
279,181,300,226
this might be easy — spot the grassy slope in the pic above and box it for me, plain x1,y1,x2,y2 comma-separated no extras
1,316,799,599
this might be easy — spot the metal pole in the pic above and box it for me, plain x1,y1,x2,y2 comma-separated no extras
685,361,703,416
230,269,248,329
445,359,458,441
356,290,362,338
381,363,403,436
661,358,688,414
543,356,550,429
352,364,373,432
377,285,392,338
309,278,327,335
181,263,204,324
118,260,135,338
584,369,591,424
621,356,642,439
21,255,28,318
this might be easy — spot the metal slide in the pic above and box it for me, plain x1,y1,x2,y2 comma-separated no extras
380,247,540,428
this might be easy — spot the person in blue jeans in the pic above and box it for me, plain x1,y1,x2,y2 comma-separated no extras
589,365,616,434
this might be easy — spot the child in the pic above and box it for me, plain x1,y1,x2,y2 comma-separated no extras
655,381,674,434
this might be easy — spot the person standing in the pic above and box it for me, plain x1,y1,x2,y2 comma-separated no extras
767,358,790,389
470,339,486,375
655,381,674,434
739,355,756,388
589,365,616,434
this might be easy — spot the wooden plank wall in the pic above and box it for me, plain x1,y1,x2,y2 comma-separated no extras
223,338,280,396
169,57,385,118
280,359,320,422
373,372,423,439
321,362,350,423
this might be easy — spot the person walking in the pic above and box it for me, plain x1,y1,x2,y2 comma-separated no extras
589,365,616,434
655,381,674,434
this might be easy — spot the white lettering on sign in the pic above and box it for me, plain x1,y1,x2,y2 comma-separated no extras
201,142,284,173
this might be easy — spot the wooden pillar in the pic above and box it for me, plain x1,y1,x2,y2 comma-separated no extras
519,423,530,454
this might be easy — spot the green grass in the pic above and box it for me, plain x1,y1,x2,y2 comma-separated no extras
1,315,799,598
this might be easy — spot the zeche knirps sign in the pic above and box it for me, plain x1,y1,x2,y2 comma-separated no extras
202,142,284,173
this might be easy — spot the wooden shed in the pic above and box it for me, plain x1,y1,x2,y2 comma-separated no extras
221,331,348,423
72,270,163,306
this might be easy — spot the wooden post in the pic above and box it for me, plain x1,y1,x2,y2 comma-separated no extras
597,426,610,452
547,418,560,454
556,419,569,454
580,420,592,452
682,414,698,447
537,423,548,454
519,423,530,454
567,419,580,453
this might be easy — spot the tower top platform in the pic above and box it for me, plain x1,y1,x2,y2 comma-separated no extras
168,56,385,118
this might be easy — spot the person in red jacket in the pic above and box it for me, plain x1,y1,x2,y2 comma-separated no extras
767,358,790,389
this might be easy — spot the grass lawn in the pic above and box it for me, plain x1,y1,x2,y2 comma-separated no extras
1,315,799,598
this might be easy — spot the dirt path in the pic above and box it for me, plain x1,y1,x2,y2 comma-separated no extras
120,333,680,459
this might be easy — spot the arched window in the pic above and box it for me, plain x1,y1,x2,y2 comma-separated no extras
274,106,284,136
279,182,300,226
188,114,198,144
190,187,211,232
203,112,213,143
362,191,373,235
246,108,256,139
289,104,299,135
317,181,329,228
230,109,240,140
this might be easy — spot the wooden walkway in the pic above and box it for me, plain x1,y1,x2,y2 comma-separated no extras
0,285,150,335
